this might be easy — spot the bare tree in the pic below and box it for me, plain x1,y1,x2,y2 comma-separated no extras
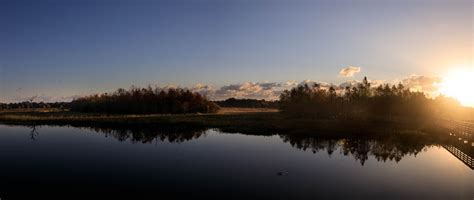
29,125,39,140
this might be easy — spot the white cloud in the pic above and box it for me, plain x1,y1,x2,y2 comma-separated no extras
339,66,361,77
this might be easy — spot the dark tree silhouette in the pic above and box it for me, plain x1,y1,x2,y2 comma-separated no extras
69,86,219,114
0,101,68,110
214,98,278,108
279,76,461,119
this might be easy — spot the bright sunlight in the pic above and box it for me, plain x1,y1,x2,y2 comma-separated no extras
439,66,474,107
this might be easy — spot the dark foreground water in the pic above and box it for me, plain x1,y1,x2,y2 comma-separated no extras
0,124,472,199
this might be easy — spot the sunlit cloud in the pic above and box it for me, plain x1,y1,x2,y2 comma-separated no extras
401,75,443,94
5,75,451,103
339,66,361,77
285,81,298,87
186,76,444,101
338,78,386,89
339,80,360,88
299,80,332,87
212,82,284,100
190,83,214,97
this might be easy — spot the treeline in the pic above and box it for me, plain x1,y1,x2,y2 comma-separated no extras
214,98,279,108
279,77,461,119
0,102,69,110
70,86,219,114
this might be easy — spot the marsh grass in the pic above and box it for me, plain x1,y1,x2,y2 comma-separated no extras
0,107,447,137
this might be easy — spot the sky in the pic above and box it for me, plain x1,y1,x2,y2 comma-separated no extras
0,0,472,102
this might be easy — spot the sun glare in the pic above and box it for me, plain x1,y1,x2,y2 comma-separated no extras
439,66,474,107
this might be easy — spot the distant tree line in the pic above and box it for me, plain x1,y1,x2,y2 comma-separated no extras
214,98,279,108
0,102,68,110
70,86,219,114
279,77,461,119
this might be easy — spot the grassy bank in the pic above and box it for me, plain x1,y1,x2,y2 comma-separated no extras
0,108,446,137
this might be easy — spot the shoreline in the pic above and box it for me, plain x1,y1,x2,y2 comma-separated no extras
0,108,447,137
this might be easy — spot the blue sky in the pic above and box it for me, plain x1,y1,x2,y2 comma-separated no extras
0,0,472,102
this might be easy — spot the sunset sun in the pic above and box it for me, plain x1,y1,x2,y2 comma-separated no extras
439,66,474,107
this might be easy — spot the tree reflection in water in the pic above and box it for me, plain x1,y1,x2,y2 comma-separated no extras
281,134,438,165
27,125,467,166
78,126,208,144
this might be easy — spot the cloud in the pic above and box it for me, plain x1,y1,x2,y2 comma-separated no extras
339,79,386,89
339,66,361,77
285,81,298,87
190,76,441,100
369,79,387,88
190,83,214,97
339,80,360,88
190,78,391,101
3,75,446,103
299,80,331,87
298,80,338,91
212,82,285,100
401,75,443,94
186,82,291,100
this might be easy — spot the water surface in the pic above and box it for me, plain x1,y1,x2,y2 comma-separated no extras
0,125,472,199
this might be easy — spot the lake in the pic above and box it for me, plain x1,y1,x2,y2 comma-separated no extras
0,124,472,199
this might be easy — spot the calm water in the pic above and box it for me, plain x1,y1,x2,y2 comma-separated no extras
0,124,472,199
